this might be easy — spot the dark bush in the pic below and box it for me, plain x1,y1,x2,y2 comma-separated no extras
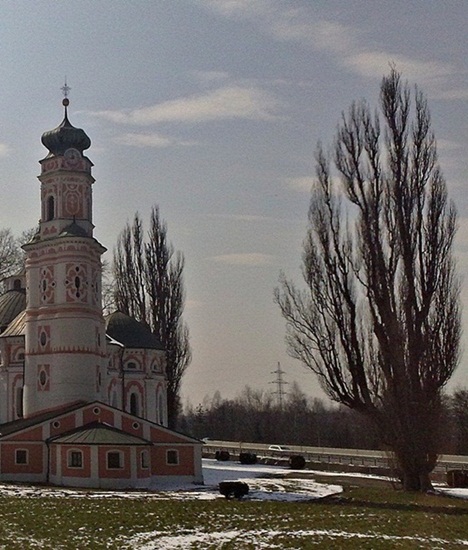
447,470,468,488
289,455,306,470
219,481,249,499
215,450,230,461
239,452,257,465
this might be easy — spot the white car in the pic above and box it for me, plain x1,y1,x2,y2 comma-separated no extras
268,445,291,452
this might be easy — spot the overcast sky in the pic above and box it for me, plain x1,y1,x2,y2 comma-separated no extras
0,0,467,407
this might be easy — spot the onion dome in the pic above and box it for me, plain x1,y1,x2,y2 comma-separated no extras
105,311,164,350
41,98,91,158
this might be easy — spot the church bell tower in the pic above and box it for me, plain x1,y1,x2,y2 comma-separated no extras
22,89,107,417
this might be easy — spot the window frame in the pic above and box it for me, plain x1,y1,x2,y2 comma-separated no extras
140,450,149,469
15,449,28,465
166,449,179,466
106,450,124,470
68,449,84,469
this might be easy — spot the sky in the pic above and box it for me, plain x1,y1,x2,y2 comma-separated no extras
0,0,467,408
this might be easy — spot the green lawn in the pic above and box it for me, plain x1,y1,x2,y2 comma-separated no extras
0,484,466,548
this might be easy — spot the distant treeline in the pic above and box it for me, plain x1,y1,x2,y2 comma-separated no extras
179,384,468,455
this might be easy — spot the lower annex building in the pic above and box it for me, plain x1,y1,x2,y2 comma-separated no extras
0,95,202,489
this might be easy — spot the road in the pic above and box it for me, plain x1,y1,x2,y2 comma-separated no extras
203,440,468,473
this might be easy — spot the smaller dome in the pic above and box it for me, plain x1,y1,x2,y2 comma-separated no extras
0,289,26,334
41,104,91,158
105,311,164,350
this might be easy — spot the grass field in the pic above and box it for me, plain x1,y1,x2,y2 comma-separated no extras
0,479,467,549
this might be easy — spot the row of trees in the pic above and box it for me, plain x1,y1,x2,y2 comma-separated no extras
181,384,380,450
181,386,468,457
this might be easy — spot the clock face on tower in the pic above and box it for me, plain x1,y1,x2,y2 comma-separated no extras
64,148,81,167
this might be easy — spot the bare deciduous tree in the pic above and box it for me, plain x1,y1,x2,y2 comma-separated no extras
275,69,460,491
113,207,191,429
0,229,24,282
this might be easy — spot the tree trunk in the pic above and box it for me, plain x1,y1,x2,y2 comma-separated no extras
396,451,435,491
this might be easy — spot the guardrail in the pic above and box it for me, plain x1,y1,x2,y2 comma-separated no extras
202,440,468,473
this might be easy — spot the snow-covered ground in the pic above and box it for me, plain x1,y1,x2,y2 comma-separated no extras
0,459,343,501
0,458,465,501
0,459,466,549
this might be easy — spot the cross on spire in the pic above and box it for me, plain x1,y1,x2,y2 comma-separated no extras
61,79,71,99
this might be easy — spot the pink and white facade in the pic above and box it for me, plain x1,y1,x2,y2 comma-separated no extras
0,97,202,488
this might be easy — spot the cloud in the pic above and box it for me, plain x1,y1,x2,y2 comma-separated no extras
434,88,468,101
91,86,278,126
344,52,457,85
0,143,11,157
191,70,230,84
200,0,466,97
210,253,275,266
113,133,195,148
185,299,204,310
200,0,271,18
287,176,314,193
271,17,357,55
201,0,357,54
436,139,465,152
207,213,277,222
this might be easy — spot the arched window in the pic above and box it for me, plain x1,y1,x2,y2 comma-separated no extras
130,392,139,416
68,450,83,468
47,196,55,221
13,279,21,290
157,388,165,425
140,450,149,469
16,387,23,419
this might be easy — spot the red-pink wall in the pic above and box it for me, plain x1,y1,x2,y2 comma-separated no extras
97,446,131,478
151,446,195,476
58,445,92,478
1,443,43,474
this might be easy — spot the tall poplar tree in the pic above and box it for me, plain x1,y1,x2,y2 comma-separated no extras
275,69,461,491
113,207,191,429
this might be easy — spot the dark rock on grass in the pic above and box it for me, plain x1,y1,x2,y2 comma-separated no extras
219,481,249,499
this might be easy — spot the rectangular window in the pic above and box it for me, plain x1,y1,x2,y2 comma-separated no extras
68,450,83,468
107,451,123,469
141,450,149,469
166,450,179,465
15,449,28,465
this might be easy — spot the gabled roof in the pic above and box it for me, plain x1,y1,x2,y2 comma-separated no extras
0,401,202,445
105,311,164,350
49,421,152,446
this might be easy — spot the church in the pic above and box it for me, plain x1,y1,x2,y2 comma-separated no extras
0,94,203,489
